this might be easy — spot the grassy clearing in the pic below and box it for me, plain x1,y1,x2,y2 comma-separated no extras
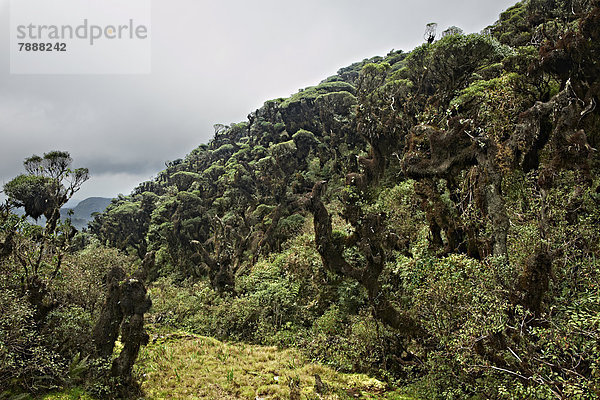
135,331,411,400
32,331,412,399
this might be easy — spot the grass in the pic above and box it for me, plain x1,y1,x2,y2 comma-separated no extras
135,331,412,400
36,388,95,400
31,331,413,399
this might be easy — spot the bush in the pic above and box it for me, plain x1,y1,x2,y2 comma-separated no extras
43,306,95,361
52,246,134,314
305,310,402,376
0,289,66,394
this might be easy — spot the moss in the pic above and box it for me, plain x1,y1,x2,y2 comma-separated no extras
170,171,201,191
280,81,356,109
270,140,297,158
450,72,520,108
212,143,236,158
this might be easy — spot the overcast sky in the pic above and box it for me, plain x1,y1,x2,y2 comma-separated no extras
0,0,518,203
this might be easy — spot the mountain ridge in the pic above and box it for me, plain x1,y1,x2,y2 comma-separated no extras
13,196,112,230
61,197,112,229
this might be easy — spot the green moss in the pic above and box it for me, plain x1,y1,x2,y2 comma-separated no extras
280,81,356,109
212,143,235,158
450,72,520,108
292,129,319,144
270,140,297,158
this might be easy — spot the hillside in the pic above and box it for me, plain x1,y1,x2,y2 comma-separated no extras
61,197,112,230
87,0,600,397
12,197,112,230
1,0,599,399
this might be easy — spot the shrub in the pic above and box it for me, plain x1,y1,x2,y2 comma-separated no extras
0,289,66,394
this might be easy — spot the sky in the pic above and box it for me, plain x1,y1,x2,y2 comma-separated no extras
0,0,518,203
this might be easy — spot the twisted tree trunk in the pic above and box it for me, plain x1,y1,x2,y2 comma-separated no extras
92,266,151,384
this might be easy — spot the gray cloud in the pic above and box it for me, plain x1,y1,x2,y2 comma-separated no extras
0,0,518,201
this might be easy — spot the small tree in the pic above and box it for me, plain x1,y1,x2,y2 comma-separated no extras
442,25,464,37
2,151,89,321
424,22,437,44
4,151,89,234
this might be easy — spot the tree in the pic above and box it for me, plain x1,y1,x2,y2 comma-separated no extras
90,192,157,260
4,151,89,234
423,22,437,44
2,151,89,322
307,181,423,338
442,25,463,37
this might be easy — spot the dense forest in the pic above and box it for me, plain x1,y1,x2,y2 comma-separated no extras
1,0,599,398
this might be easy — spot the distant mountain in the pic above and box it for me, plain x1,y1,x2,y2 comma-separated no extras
61,197,112,229
13,197,111,230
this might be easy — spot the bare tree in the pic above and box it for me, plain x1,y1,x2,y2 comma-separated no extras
424,22,437,44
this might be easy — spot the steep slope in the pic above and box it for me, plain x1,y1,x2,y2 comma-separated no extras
91,1,600,397
90,61,376,274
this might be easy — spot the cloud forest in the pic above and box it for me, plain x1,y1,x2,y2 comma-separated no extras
1,0,599,398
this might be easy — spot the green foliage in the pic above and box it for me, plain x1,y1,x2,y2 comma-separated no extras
212,143,236,158
0,152,145,397
313,305,345,336
0,289,66,393
3,174,54,219
147,234,327,345
314,90,358,112
491,1,530,47
306,310,400,375
426,33,513,92
280,81,356,109
43,306,94,361
412,255,509,346
170,171,201,191
270,139,297,158
4,151,89,230
90,195,155,259
39,387,95,399
275,213,305,238
52,246,134,311
78,3,600,398
292,129,320,147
